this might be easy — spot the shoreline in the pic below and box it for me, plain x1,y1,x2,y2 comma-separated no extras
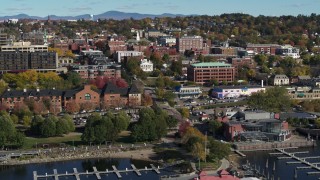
0,148,158,166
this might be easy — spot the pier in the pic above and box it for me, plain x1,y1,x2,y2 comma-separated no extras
273,148,320,177
33,164,163,180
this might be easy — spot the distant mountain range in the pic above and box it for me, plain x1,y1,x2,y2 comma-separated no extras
0,11,189,21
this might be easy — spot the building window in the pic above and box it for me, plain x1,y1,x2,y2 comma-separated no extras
85,93,91,100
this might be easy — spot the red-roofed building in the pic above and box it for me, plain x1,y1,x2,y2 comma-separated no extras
198,170,239,180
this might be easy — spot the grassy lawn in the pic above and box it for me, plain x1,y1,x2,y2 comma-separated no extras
23,132,82,149
115,131,133,144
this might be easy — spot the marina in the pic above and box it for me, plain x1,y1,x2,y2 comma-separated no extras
33,164,162,180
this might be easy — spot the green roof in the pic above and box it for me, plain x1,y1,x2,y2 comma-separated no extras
191,62,232,67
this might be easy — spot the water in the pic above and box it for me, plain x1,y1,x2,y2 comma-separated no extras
2,146,320,180
242,145,320,180
0,158,173,180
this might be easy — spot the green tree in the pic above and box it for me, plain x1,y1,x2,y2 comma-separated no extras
208,120,222,135
131,108,168,142
30,115,45,136
39,116,57,137
248,86,290,112
179,108,190,119
55,118,69,136
166,115,178,129
61,114,75,132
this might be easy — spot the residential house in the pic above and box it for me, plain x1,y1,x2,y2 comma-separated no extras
272,74,290,86
140,59,153,72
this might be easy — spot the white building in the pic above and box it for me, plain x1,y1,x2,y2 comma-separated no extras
175,85,202,99
276,45,300,59
115,51,144,63
140,59,153,72
159,36,176,46
272,74,290,86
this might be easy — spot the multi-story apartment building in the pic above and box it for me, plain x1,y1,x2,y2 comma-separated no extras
246,43,280,55
187,62,235,84
159,36,176,47
114,51,144,63
211,47,238,56
106,40,127,53
22,31,45,45
0,51,57,73
73,64,121,80
1,42,48,52
177,36,203,53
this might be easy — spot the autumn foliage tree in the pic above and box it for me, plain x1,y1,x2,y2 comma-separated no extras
90,76,128,89
142,93,153,106
65,100,80,113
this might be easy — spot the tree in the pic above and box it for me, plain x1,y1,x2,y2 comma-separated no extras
192,142,206,161
208,120,222,135
248,86,291,112
65,100,80,113
206,137,231,161
0,113,25,148
66,72,83,88
39,116,57,137
166,115,178,129
179,108,190,119
61,114,75,132
131,107,168,142
23,116,32,127
170,59,183,75
30,115,44,136
112,111,130,133
55,118,69,136
142,93,153,106
254,54,268,66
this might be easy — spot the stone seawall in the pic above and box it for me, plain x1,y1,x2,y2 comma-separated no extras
234,140,316,151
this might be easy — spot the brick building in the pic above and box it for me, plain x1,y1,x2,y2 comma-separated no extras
73,64,121,80
1,82,142,113
106,40,127,53
187,62,235,84
177,36,203,53
246,43,280,55
211,47,237,56
1,88,63,113
102,83,141,109
64,85,101,110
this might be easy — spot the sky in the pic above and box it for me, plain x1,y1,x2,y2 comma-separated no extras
1,0,319,17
